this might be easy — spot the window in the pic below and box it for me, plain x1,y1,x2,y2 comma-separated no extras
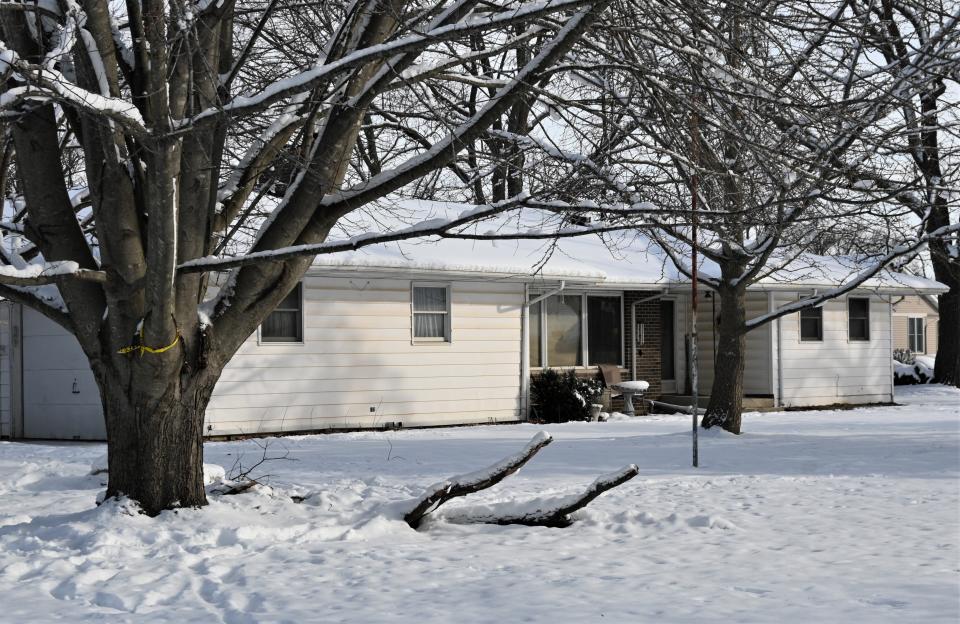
800,306,823,341
588,296,622,365
529,301,543,367
545,294,582,366
529,292,623,367
848,298,870,341
660,300,675,380
261,283,303,342
908,317,926,353
412,285,450,341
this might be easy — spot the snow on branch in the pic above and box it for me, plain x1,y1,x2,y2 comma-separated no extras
183,0,601,126
744,221,960,330
0,43,146,135
403,431,553,529
0,260,106,286
178,197,658,273
442,464,640,527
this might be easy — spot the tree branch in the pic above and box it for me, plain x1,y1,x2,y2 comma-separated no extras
404,431,553,529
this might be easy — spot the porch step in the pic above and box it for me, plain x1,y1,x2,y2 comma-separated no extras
659,395,777,411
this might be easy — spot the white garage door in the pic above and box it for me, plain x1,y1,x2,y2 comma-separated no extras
22,310,105,440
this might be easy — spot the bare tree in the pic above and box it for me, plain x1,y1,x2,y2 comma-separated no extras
0,0,610,514
851,0,960,385
465,0,960,432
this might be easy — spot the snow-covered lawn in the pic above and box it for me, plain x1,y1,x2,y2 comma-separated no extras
1,386,957,623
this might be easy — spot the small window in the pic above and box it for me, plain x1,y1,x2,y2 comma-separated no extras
848,298,870,341
413,285,450,341
261,283,303,342
908,317,925,353
800,306,822,341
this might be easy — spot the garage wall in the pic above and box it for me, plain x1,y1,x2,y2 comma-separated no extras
691,292,774,397
0,303,11,437
206,275,525,435
776,294,893,407
21,309,104,440
12,274,524,440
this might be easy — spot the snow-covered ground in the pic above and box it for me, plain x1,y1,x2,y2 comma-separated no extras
0,386,957,623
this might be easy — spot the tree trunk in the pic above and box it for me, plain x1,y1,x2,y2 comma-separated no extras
701,285,747,434
934,283,959,387
95,363,217,515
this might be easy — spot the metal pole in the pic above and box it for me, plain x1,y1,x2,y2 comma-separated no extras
690,109,700,469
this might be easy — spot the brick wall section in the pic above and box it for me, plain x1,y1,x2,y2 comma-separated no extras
620,290,662,414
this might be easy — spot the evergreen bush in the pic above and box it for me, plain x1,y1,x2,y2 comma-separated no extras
531,369,604,423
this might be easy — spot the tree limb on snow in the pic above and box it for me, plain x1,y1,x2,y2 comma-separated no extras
444,464,640,527
403,431,553,529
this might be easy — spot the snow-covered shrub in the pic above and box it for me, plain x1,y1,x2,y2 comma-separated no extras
893,350,934,385
893,359,932,385
531,369,604,423
893,348,915,365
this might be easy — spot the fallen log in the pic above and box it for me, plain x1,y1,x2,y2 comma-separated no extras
404,431,553,529
209,479,259,496
443,464,640,527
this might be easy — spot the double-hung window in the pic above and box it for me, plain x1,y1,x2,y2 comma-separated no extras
261,283,304,343
412,284,451,342
799,306,823,341
529,292,623,367
908,317,925,353
848,297,870,341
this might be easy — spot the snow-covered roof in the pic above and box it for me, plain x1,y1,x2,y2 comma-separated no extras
311,200,948,294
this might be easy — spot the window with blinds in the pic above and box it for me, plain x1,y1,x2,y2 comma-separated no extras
848,298,870,341
800,306,823,341
908,317,925,353
261,283,303,343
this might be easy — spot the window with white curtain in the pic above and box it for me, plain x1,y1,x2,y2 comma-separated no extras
412,284,451,341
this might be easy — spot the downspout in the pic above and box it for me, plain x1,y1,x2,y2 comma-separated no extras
886,294,894,403
631,293,665,382
522,281,566,420
770,291,783,408
10,303,23,439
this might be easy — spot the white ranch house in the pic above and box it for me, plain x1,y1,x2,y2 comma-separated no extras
0,203,947,440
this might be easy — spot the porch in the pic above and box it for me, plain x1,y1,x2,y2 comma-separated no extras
658,394,777,412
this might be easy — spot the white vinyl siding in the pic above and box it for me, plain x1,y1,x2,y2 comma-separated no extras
205,275,524,435
691,292,774,397
776,294,892,407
